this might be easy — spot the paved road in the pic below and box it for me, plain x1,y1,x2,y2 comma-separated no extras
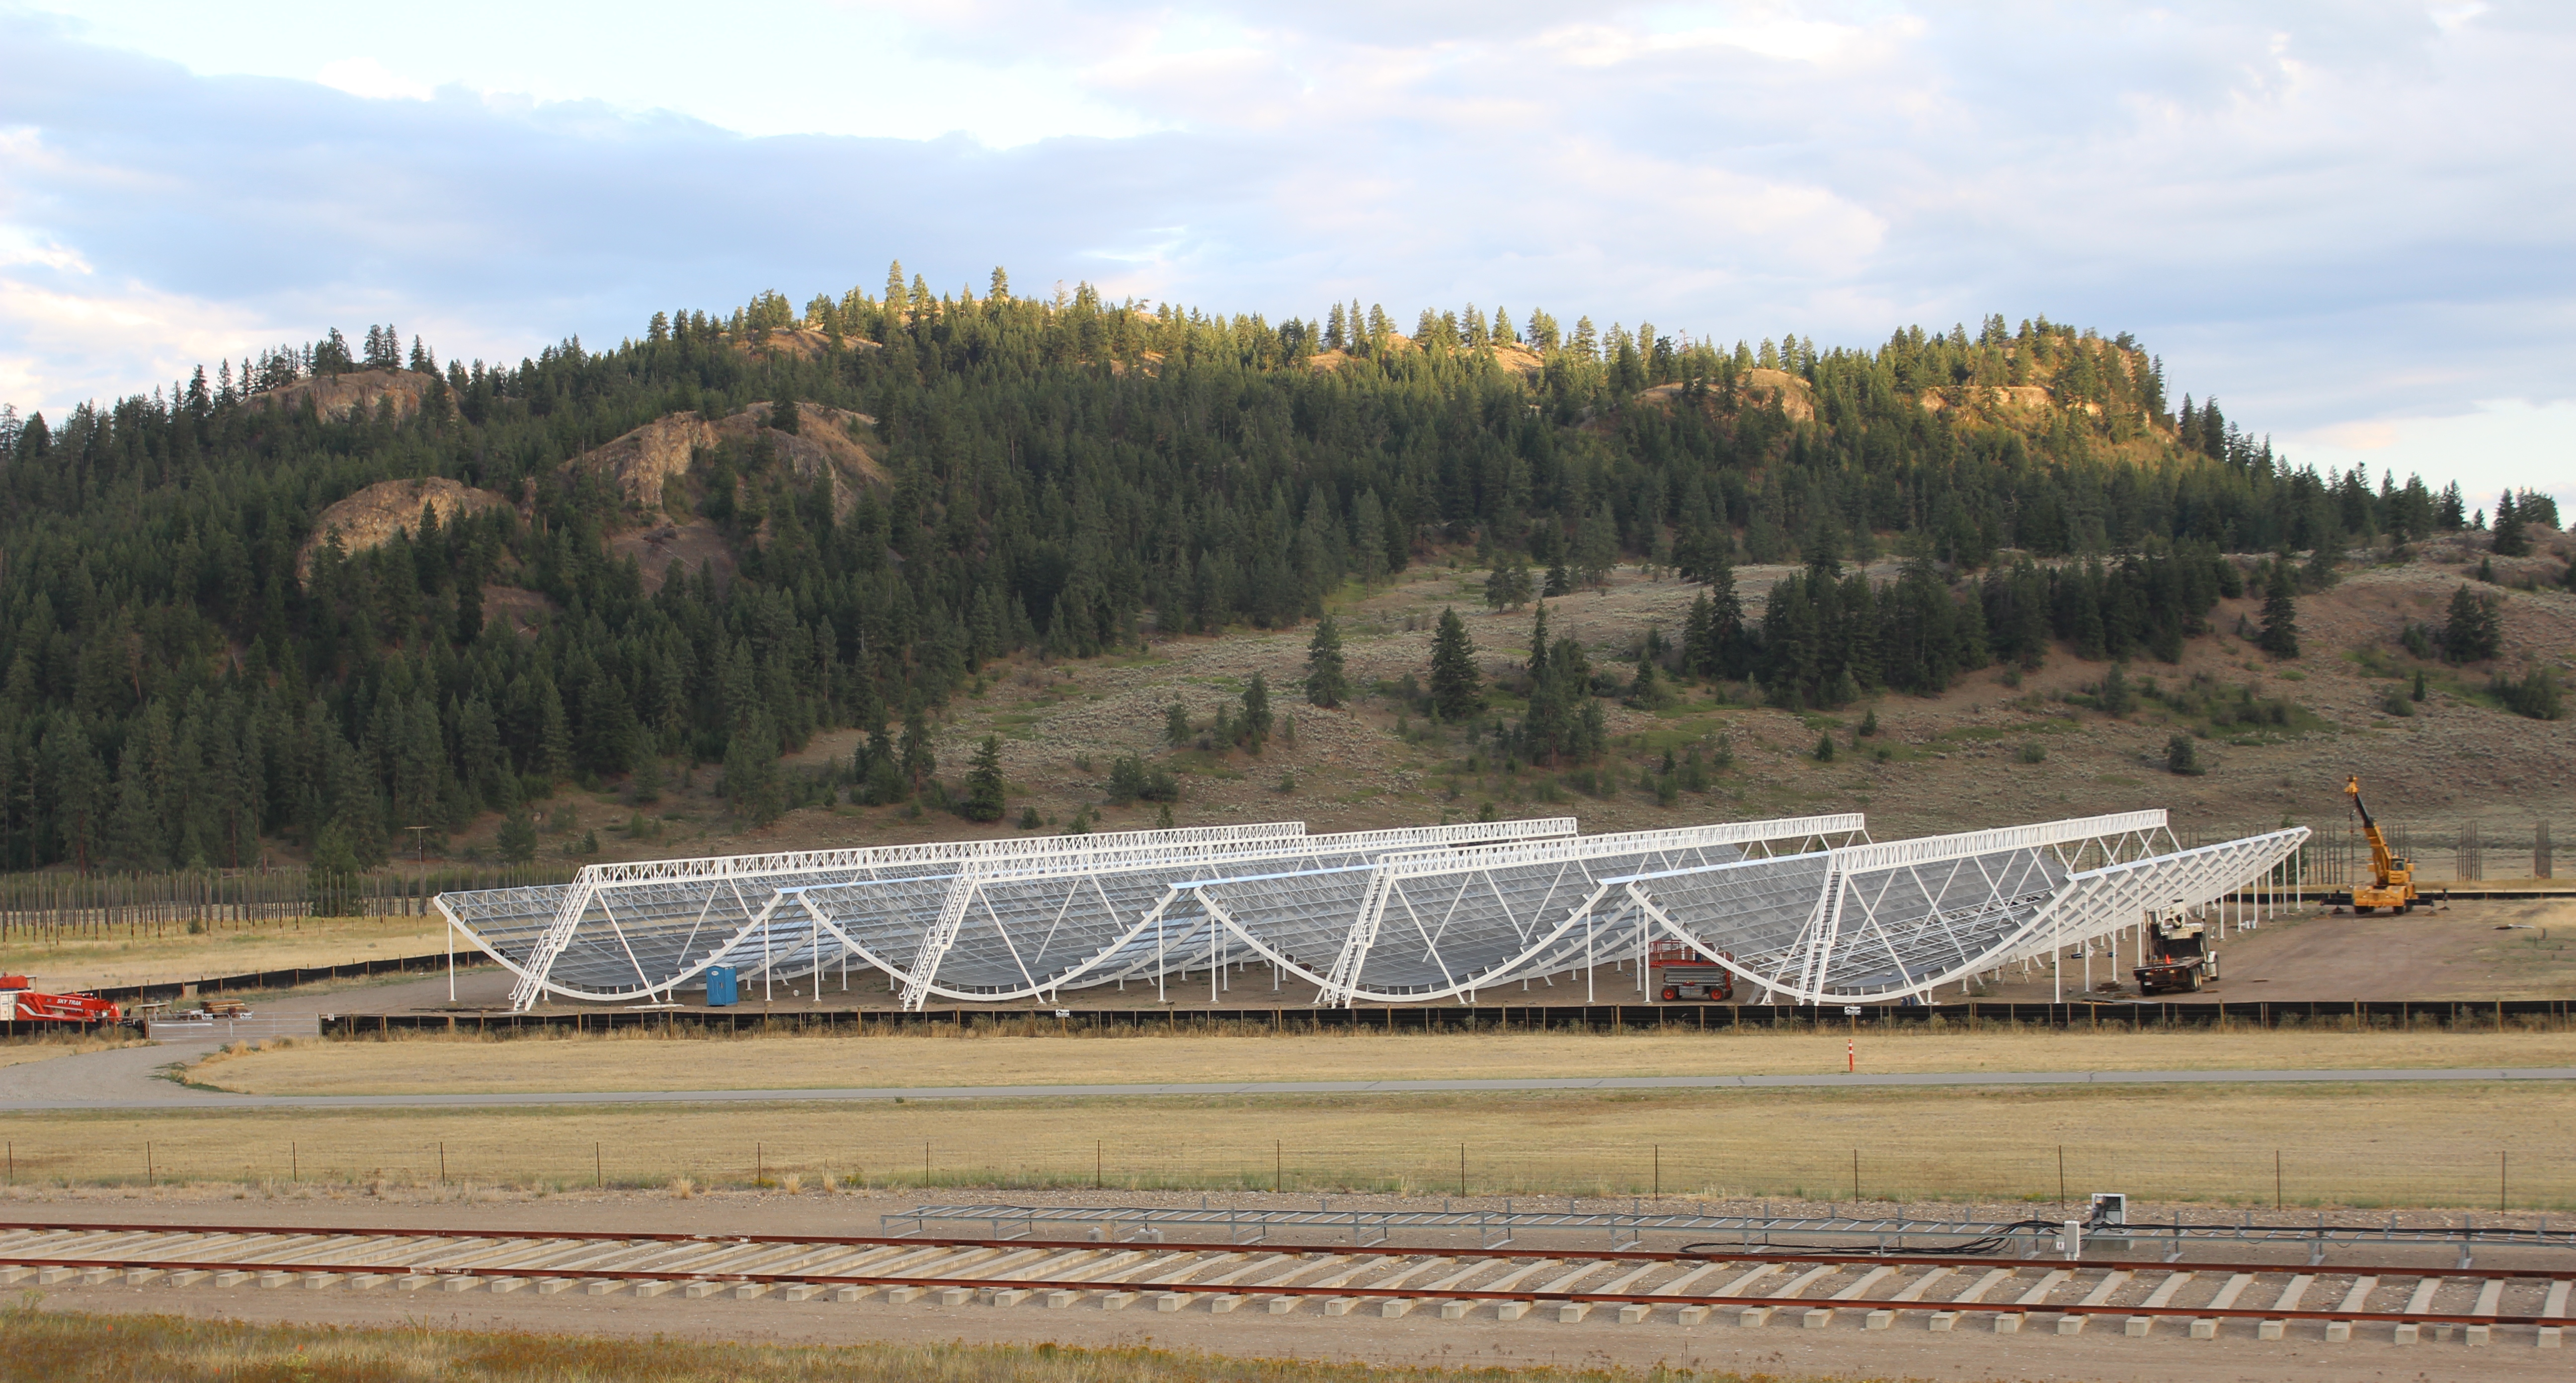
5,1056,2573,1112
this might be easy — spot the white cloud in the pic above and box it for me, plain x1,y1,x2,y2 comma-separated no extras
316,56,433,102
2282,398,2576,516
0,2,2570,506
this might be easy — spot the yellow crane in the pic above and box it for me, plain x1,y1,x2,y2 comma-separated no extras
2343,775,2418,913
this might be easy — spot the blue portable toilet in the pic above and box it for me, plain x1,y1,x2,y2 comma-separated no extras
704,965,738,1007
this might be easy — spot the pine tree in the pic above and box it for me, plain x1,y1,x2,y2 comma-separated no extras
1626,655,1667,708
899,707,936,790
2437,482,2467,530
1166,701,1194,747
2258,561,2300,657
962,735,1006,822
537,678,575,784
106,746,161,869
1428,609,1482,720
1241,672,1273,751
496,811,537,864
2440,585,2502,663
2492,491,2530,557
1574,509,1620,590
1303,616,1348,707
1680,593,1717,679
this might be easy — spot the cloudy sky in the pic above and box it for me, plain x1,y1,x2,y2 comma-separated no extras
2,1,2568,508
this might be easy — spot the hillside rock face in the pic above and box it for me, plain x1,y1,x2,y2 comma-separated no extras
731,326,881,361
254,369,442,422
1636,368,1817,423
299,477,510,584
569,403,885,515
574,413,720,511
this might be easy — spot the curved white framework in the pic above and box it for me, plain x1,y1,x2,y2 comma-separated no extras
438,809,2308,1010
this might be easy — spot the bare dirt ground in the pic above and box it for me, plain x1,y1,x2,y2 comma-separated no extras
8,1188,2570,1383
1972,894,2576,1003
412,531,2574,877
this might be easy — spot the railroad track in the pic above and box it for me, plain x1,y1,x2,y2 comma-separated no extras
3,1221,2568,1346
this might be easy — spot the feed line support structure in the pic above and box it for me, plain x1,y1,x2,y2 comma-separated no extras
1184,814,1869,1009
473,821,1311,1011
1609,813,2302,1007
844,818,1579,1011
457,818,1581,1012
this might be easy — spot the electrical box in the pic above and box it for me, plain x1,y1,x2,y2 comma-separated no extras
704,965,738,1007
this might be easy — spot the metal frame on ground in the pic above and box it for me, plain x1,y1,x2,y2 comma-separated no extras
436,811,2307,1011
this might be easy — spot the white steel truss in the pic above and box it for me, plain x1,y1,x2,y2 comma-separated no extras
1615,816,2308,1003
452,818,1577,1010
438,809,2308,1011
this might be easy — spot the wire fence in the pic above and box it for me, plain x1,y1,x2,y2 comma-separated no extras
0,865,575,943
2180,820,2563,889
7,1129,2571,1213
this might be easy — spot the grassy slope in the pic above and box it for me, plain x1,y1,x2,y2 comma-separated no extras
422,531,2576,871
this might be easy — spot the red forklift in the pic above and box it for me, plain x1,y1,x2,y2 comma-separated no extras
0,975,124,1025
1650,940,1736,1002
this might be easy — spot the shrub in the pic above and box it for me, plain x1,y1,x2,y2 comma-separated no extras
2490,666,2564,721
2166,733,2204,775
2016,742,2047,764
1105,754,1179,804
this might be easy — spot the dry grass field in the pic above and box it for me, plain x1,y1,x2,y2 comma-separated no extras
8,1080,2570,1210
0,1031,145,1069
0,1308,1698,1383
186,1024,2576,1096
0,914,449,992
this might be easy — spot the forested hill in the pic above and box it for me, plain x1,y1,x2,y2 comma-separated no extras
0,273,2480,875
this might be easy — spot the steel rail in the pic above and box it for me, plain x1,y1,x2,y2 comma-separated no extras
0,1241,2566,1329
5,1221,2571,1318
5,1243,2567,1329
883,1202,2576,1257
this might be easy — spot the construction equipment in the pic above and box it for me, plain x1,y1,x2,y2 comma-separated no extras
2132,905,2218,994
0,975,124,1025
2342,775,2418,913
1649,941,1734,1002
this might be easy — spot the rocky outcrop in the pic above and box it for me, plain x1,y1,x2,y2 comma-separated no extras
253,369,442,422
1636,368,1816,423
571,414,721,512
298,477,509,584
731,326,881,361
568,403,886,516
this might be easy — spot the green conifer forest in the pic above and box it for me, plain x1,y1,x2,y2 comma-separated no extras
0,275,2486,873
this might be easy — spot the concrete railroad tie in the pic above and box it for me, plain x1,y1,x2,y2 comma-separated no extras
0,1227,2566,1348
